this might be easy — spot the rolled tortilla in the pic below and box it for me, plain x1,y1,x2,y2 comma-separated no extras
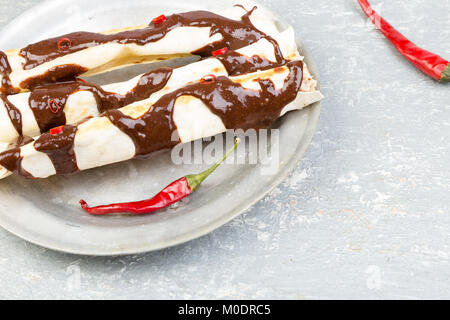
0,29,299,144
0,60,322,180
0,5,280,94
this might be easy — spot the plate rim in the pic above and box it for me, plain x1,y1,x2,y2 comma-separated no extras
0,0,322,256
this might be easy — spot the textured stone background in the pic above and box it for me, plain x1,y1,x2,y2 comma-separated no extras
0,0,449,299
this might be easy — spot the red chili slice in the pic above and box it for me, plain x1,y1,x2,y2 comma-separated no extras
152,14,167,25
49,126,64,135
200,74,216,84
48,99,61,113
57,37,72,50
212,47,228,56
76,77,86,83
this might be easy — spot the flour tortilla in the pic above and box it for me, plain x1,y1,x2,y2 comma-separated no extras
0,6,280,93
0,61,322,179
0,28,298,143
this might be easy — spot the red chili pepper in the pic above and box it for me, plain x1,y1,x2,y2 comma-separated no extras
79,138,240,215
152,14,167,25
212,47,228,56
200,74,216,84
358,0,449,83
76,77,86,83
57,37,72,50
49,126,64,135
48,99,61,113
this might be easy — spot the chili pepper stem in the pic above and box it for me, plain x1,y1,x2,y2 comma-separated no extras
441,65,450,83
185,138,240,191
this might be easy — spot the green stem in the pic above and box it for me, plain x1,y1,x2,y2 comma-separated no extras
185,138,240,191
441,64,450,83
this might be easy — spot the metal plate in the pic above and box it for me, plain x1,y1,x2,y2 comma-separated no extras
0,0,321,255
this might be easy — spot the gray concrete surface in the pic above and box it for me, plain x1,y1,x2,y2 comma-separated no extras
0,0,449,299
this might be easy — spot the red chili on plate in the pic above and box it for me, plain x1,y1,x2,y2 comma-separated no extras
358,0,449,83
49,126,64,135
80,138,241,215
48,99,61,113
200,74,216,84
152,14,167,25
212,47,228,56
57,37,71,50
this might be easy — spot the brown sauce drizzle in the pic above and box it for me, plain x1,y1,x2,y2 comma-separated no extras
0,61,302,177
216,46,286,76
0,5,304,177
20,64,88,91
19,7,267,69
6,6,285,92
80,67,173,112
8,135,34,149
0,147,33,178
28,82,76,134
212,5,287,75
24,67,172,134
5,42,283,137
1,94,22,135
0,68,172,175
0,51,16,95
33,124,79,175
106,60,303,158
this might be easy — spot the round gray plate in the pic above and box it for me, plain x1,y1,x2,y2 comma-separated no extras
0,0,321,255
